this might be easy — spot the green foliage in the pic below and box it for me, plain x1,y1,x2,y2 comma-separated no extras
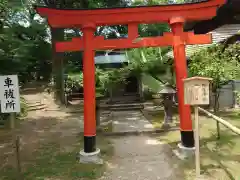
65,69,111,96
19,96,28,117
91,47,172,95
88,0,131,8
97,68,129,92
126,47,172,82
0,1,51,123
132,0,171,37
65,51,83,73
65,73,83,93
1,28,51,83
0,2,52,84
189,43,240,92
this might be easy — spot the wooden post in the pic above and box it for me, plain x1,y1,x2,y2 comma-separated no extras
15,136,22,180
183,76,212,179
216,121,221,140
194,105,200,178
9,113,15,129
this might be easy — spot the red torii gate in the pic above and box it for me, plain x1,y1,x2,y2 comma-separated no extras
35,0,225,154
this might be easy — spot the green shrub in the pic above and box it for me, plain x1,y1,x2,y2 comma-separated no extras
65,75,83,94
66,70,111,96
19,96,28,118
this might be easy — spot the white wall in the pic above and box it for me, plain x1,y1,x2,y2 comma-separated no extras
210,80,240,109
94,54,128,64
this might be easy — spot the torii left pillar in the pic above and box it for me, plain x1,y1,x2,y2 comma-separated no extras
79,23,102,164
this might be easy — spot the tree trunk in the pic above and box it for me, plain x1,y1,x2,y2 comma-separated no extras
214,90,220,113
214,90,221,139
50,27,65,104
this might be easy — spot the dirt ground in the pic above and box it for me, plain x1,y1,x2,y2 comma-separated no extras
0,90,113,180
0,109,83,173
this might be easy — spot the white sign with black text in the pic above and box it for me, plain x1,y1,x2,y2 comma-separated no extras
0,75,20,113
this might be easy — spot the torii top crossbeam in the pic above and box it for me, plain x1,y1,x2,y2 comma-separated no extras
36,0,225,28
35,0,225,52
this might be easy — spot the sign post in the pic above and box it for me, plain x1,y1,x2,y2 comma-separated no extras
0,75,20,129
194,105,200,177
9,113,16,129
0,75,22,179
183,77,212,179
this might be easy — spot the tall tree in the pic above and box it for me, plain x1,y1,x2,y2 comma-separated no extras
0,0,51,83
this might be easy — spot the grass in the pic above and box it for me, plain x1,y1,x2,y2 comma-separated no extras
151,111,179,128
0,135,113,180
153,111,240,180
143,107,179,129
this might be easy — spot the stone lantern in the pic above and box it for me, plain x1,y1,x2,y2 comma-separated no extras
158,84,176,125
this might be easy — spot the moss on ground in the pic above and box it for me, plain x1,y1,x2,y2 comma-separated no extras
0,135,113,180
154,111,240,180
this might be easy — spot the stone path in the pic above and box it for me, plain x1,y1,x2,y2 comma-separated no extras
100,110,184,180
112,110,154,133
100,135,183,180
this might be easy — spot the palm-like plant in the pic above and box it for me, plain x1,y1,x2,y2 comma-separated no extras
126,47,175,91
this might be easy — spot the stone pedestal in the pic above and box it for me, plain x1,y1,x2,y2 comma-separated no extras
173,143,195,160
79,148,103,164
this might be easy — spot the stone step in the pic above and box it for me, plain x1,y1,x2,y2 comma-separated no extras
28,104,47,111
110,96,140,100
110,106,143,111
109,101,141,105
24,100,42,105
109,95,140,102
21,88,39,92
21,88,45,94
27,100,41,103
27,102,42,108
102,102,143,108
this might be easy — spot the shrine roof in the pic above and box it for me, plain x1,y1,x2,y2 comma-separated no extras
185,0,240,33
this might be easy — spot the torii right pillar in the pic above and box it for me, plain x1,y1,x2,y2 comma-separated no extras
170,17,194,148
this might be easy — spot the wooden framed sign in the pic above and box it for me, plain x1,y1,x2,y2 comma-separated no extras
183,77,212,105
